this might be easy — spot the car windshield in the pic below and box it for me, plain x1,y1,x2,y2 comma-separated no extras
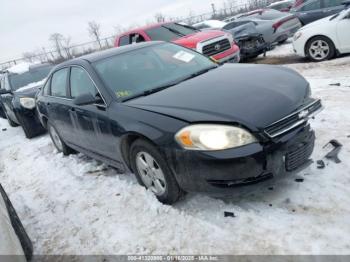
93,43,216,101
9,65,52,90
145,23,198,41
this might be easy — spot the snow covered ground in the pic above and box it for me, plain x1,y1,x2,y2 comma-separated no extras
1,42,350,255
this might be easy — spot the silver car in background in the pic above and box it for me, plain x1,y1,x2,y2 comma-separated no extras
223,9,302,44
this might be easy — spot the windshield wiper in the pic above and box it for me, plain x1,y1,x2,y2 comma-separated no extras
122,82,180,102
162,26,185,37
181,66,218,81
122,66,218,102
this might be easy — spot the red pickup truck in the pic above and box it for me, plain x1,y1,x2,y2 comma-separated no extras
115,22,240,63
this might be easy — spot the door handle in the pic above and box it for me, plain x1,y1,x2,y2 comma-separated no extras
46,102,50,106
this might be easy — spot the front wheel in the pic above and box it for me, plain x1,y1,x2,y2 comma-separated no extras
130,139,183,204
48,122,73,155
306,36,335,62
4,110,19,127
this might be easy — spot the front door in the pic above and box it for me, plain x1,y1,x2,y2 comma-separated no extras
337,12,350,52
68,66,117,159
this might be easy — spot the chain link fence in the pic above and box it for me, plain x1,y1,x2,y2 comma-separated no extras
0,0,276,71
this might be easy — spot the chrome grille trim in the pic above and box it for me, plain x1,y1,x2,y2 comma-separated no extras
265,99,323,138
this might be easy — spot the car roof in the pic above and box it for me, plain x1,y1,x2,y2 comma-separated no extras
57,41,164,67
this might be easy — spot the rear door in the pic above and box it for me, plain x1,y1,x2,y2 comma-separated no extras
296,0,323,24
46,67,75,143
68,66,116,159
322,0,345,17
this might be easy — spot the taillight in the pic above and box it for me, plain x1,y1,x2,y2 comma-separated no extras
272,16,296,32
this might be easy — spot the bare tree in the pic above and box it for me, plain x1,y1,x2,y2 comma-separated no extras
114,25,125,35
62,36,73,59
154,13,166,23
49,33,65,59
88,21,103,49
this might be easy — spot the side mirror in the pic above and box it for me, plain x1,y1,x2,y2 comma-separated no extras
73,93,102,106
0,89,12,95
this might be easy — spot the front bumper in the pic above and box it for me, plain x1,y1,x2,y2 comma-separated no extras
165,124,315,195
13,107,46,137
293,37,306,57
212,45,240,64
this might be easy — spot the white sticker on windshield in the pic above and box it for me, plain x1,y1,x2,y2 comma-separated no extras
173,51,195,63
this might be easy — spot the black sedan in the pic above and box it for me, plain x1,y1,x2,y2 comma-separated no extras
36,42,322,204
0,63,53,138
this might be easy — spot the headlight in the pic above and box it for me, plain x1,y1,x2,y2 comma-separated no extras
293,32,302,41
175,124,257,151
19,97,36,109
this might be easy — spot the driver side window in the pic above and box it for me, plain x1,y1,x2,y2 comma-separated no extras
70,67,98,99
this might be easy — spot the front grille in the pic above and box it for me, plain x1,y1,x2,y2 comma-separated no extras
202,39,231,57
265,100,322,138
285,138,314,171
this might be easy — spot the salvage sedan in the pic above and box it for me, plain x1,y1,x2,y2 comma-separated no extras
36,42,322,204
0,63,53,138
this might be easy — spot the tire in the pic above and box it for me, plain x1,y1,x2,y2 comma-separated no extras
306,36,336,62
4,110,19,127
47,122,74,155
130,139,183,204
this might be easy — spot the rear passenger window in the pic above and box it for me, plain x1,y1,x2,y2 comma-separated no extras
70,67,97,98
51,68,68,97
119,35,130,46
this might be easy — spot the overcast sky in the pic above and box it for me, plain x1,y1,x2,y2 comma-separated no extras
0,0,248,62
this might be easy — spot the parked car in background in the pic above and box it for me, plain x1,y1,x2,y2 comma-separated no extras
191,20,268,60
293,4,350,61
37,42,321,204
291,0,346,25
115,22,240,64
0,63,52,138
0,184,33,261
223,22,269,60
268,0,295,12
192,20,227,30
0,73,6,119
225,9,302,44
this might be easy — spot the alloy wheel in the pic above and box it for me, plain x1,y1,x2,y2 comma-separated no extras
309,40,330,61
49,125,63,152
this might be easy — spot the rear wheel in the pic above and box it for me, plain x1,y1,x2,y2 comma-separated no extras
306,36,335,62
48,122,73,155
130,139,183,204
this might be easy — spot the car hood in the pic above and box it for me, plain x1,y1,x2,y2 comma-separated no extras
125,64,310,130
172,30,227,49
14,85,41,98
299,15,335,31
